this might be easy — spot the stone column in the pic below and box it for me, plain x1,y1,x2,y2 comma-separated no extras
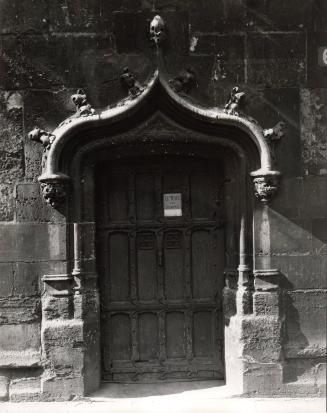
241,204,284,396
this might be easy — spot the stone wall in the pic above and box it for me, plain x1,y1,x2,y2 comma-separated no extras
0,0,326,400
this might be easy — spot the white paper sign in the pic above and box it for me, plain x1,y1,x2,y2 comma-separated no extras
318,47,327,67
163,193,182,217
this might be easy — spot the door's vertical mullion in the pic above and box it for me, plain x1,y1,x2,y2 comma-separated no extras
129,231,137,303
185,309,193,362
155,169,162,222
183,169,191,221
157,230,165,302
158,310,166,364
184,228,192,301
131,311,139,364
211,227,219,302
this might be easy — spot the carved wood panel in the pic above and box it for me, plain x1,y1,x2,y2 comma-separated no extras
97,157,225,382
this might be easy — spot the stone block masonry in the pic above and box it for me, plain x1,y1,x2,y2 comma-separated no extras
0,0,326,401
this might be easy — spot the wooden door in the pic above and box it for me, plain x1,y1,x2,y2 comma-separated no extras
96,157,225,382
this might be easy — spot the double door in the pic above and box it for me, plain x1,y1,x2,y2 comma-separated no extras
96,157,225,382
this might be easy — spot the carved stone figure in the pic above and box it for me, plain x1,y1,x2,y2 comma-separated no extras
149,15,166,46
71,89,95,117
169,68,198,94
28,127,55,150
120,67,144,97
263,121,285,162
40,181,67,208
224,86,245,116
252,175,279,204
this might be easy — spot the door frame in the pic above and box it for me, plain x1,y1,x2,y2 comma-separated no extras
35,74,283,399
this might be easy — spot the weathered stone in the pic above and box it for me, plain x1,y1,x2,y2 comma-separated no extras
12,223,67,262
307,31,327,88
301,176,327,218
253,292,280,316
315,362,326,395
0,263,14,297
13,262,40,296
0,297,40,324
191,34,245,85
0,375,9,400
269,213,313,255
271,255,327,290
284,290,327,354
0,92,24,220
0,0,48,34
247,33,306,87
15,183,62,223
242,316,282,363
42,295,73,321
189,0,246,32
48,0,106,33
9,377,41,401
300,88,327,175
0,351,41,369
0,323,40,352
243,362,283,396
246,0,312,30
41,376,84,401
0,224,17,261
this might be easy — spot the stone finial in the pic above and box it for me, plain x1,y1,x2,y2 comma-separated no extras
28,127,55,150
71,89,95,117
224,86,245,116
169,68,198,94
120,67,144,98
263,121,285,162
149,15,166,46
252,174,280,204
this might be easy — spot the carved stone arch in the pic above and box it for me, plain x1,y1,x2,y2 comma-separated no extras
37,72,280,209
31,70,284,399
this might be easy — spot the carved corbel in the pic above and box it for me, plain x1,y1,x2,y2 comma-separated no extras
149,15,166,46
120,67,144,98
263,121,285,162
28,127,55,150
224,86,245,116
39,175,70,208
169,68,198,94
250,171,281,204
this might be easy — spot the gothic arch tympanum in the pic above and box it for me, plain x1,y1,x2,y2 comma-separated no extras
30,71,283,398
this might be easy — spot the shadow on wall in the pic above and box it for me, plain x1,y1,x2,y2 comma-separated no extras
268,207,326,383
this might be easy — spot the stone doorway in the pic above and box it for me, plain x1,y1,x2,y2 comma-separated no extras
95,156,226,383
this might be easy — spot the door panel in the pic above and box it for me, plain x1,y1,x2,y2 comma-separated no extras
191,229,217,300
166,311,186,359
110,314,131,361
137,232,157,301
164,230,184,300
97,157,225,382
138,313,159,361
136,173,156,220
108,233,130,302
